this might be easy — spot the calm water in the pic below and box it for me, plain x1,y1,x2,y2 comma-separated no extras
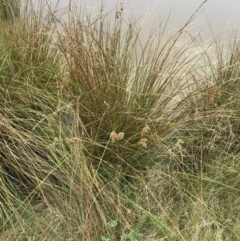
40,0,238,80
53,0,239,42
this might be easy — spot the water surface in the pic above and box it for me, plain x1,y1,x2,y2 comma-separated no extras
54,0,239,41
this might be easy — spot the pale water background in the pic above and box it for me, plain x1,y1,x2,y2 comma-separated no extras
45,0,239,78
44,0,240,66
53,0,239,41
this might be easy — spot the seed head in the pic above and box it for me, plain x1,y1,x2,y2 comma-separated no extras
138,138,148,148
141,125,151,136
110,131,124,143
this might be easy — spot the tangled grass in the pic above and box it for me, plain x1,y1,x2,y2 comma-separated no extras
0,1,240,240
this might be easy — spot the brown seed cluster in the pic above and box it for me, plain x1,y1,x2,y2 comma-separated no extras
138,125,151,148
110,125,151,147
138,138,148,148
141,125,150,136
110,131,125,143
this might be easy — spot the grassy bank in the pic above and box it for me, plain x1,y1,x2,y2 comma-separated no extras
0,0,240,240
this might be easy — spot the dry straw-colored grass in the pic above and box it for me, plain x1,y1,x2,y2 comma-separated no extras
0,0,240,240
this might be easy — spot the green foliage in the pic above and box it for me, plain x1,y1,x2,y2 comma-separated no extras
102,222,149,241
124,230,143,241
101,236,111,241
107,220,118,228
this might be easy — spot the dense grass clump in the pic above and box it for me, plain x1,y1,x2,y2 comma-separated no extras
0,0,20,21
0,0,240,240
